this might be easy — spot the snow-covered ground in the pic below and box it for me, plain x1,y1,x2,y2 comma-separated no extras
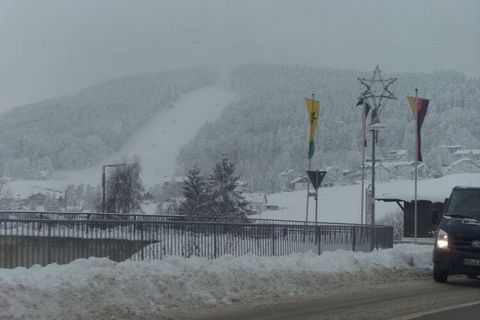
3,85,237,197
255,173,480,223
0,244,432,320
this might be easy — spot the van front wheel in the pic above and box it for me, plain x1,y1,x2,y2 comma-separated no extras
433,265,448,283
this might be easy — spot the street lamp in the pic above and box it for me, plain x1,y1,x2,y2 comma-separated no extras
102,163,127,213
357,66,397,226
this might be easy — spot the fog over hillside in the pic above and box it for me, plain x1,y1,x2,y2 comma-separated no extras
1,0,478,112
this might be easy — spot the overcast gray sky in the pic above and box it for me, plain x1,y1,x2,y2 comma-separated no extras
0,0,479,112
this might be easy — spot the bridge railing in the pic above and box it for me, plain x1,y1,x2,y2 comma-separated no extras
0,216,393,268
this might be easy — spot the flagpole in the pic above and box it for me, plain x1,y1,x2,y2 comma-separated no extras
305,93,315,225
360,99,366,224
414,88,418,244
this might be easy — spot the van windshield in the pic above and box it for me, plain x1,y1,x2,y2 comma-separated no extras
446,189,480,218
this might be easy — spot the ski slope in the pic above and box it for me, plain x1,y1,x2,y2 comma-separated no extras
103,85,237,186
4,85,237,196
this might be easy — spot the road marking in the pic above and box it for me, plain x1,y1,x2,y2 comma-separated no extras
398,300,480,319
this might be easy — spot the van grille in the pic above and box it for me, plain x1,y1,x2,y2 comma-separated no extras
453,237,480,253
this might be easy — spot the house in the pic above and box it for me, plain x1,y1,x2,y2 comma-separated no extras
289,175,310,191
353,163,392,182
385,149,407,161
27,193,48,207
381,161,431,179
320,174,335,187
142,192,156,202
366,153,386,163
439,145,463,154
243,193,268,215
445,158,480,174
278,169,298,189
158,197,185,215
452,149,480,161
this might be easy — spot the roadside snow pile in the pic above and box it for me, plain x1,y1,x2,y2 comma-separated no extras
0,244,433,320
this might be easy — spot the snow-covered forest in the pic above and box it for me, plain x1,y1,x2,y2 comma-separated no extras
0,67,217,178
177,64,480,191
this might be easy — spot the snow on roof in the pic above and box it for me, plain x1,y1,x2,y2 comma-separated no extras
448,158,480,167
279,169,296,176
290,176,308,184
376,173,480,202
453,149,480,155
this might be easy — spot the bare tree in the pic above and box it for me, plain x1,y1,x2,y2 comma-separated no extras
104,158,144,213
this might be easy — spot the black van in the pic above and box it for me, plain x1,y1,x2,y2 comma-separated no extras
433,186,480,283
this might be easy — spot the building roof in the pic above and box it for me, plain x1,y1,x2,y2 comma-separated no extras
279,169,296,176
376,173,480,203
453,149,480,156
448,158,480,168
290,175,309,184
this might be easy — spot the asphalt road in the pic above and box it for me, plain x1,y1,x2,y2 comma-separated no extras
193,276,480,320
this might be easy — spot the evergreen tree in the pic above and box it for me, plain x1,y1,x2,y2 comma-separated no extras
178,167,210,219
208,156,251,221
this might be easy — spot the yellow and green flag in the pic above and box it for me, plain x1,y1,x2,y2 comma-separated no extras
305,98,320,159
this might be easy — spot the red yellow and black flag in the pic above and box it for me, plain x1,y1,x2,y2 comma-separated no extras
407,96,430,161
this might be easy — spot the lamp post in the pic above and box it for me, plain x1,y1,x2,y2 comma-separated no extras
367,121,385,225
357,65,397,225
102,163,127,213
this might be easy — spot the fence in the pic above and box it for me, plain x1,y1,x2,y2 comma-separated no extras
0,212,393,268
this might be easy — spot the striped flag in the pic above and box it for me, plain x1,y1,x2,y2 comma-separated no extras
407,96,430,161
357,98,371,147
305,98,320,159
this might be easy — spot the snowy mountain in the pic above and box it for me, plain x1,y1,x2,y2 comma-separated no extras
0,67,217,178
3,85,237,197
177,64,480,191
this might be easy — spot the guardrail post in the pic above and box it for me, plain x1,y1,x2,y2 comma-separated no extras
352,226,356,252
317,226,321,255
271,226,275,256
213,224,217,259
140,222,144,260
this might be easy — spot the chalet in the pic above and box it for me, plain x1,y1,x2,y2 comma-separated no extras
354,163,391,182
289,175,310,191
366,153,386,163
452,149,480,161
445,158,480,174
27,193,48,206
243,193,268,215
439,145,463,154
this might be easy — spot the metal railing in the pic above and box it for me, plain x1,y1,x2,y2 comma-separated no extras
0,214,393,268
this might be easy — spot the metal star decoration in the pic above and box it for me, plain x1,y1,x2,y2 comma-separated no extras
357,65,397,120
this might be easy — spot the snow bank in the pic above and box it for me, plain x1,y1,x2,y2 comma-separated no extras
0,244,433,320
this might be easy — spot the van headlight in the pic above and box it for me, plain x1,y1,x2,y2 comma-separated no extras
436,229,448,250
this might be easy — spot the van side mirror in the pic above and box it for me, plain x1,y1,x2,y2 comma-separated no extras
431,210,440,224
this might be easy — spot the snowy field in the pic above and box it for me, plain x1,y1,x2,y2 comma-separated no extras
255,173,480,224
0,244,433,320
3,85,237,196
